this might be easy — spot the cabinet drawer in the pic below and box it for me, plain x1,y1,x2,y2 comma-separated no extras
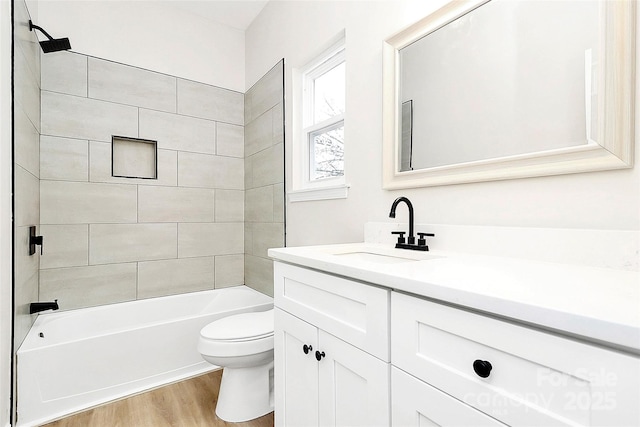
392,367,506,426
391,291,640,426
274,262,389,361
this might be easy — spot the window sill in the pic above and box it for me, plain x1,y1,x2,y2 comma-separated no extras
288,184,350,202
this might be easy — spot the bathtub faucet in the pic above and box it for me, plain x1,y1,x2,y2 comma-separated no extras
30,300,59,314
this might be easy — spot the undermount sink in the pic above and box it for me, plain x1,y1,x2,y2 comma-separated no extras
334,251,440,264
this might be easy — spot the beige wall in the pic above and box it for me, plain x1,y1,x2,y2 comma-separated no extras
39,52,246,311
244,61,285,297
246,0,639,250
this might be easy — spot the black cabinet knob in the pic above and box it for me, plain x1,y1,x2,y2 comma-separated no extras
315,350,325,361
473,360,492,378
303,344,313,354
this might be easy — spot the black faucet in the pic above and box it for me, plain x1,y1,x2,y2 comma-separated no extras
389,196,434,251
30,300,59,314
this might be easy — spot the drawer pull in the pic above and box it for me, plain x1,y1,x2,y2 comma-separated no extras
302,344,313,354
315,350,326,361
473,360,492,378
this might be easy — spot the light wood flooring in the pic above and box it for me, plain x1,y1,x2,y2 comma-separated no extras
42,370,274,427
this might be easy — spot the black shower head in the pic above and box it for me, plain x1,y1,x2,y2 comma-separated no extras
29,20,71,53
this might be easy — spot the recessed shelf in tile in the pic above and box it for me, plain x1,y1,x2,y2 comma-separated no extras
112,136,157,179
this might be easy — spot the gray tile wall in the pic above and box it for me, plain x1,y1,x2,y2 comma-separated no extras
13,0,41,347
244,61,285,297
39,52,246,310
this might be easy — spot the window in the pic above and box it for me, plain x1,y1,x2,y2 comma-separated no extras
291,38,348,202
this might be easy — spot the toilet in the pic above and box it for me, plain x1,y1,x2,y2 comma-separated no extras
197,308,274,422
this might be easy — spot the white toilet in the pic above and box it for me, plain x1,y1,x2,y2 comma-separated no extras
197,308,274,422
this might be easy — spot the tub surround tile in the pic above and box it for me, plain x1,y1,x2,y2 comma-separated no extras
14,271,39,347
177,79,244,125
40,264,137,311
216,123,244,158
272,102,284,145
41,91,138,142
244,109,273,158
138,186,214,223
215,254,244,288
41,51,87,97
13,0,40,89
251,143,284,188
178,152,244,190
137,257,215,298
40,136,88,182
89,223,177,265
40,225,89,269
14,107,40,178
245,186,274,223
215,190,244,222
178,223,243,258
89,141,177,186
244,255,274,297
245,61,283,124
14,45,41,132
251,223,285,258
14,226,40,296
139,108,216,155
88,57,176,112
273,183,285,223
40,181,137,224
244,223,253,257
14,166,39,227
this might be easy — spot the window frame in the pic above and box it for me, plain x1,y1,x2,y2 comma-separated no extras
290,38,349,202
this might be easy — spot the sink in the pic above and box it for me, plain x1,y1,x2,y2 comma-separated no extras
334,251,440,264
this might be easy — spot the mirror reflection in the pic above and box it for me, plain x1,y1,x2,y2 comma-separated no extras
399,0,600,171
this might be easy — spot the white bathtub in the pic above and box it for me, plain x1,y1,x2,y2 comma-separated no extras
16,286,273,427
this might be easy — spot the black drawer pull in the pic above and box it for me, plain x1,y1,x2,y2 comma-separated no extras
473,360,492,378
315,350,325,361
303,344,313,354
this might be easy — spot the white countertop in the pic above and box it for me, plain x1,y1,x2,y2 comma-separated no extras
268,243,640,353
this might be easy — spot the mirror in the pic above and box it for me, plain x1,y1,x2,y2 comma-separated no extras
383,0,635,189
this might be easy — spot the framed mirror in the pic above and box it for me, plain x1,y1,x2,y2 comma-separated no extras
383,0,635,189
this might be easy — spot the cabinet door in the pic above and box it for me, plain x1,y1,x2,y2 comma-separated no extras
318,331,390,427
275,308,319,427
392,367,507,427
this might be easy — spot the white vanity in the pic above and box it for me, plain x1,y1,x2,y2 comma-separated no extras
269,243,640,426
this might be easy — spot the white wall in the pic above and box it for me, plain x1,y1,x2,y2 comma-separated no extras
37,0,245,91
246,0,640,248
1,0,14,423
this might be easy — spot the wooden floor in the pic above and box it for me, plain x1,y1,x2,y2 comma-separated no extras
42,370,274,427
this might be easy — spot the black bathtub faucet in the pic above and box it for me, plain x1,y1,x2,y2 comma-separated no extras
388,196,435,251
30,300,59,314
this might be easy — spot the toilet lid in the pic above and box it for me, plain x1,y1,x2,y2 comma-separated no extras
201,309,273,341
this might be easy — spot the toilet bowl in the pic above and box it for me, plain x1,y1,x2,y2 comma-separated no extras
197,308,274,422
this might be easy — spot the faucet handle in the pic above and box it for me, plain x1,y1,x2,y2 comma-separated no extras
417,232,435,247
391,231,406,244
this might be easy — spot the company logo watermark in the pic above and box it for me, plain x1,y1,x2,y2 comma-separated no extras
461,367,618,417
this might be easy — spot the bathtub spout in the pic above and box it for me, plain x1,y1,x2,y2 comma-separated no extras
30,300,59,314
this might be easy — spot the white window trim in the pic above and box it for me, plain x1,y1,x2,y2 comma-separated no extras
291,36,349,202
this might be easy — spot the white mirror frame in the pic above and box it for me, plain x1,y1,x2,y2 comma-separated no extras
382,0,636,189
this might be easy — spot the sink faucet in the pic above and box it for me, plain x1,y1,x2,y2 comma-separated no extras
389,196,434,251
389,196,415,245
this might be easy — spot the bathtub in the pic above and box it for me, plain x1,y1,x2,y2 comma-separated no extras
16,285,273,427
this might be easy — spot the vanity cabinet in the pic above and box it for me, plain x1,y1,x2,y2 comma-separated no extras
274,262,390,427
391,291,640,426
272,257,640,427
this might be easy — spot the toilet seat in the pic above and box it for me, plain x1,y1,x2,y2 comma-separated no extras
201,310,273,342
198,309,274,358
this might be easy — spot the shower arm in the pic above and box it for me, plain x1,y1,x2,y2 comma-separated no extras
29,20,55,41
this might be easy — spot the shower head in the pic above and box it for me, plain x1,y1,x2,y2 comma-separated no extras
29,20,71,53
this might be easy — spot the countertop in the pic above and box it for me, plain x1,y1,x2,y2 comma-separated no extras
268,243,640,354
